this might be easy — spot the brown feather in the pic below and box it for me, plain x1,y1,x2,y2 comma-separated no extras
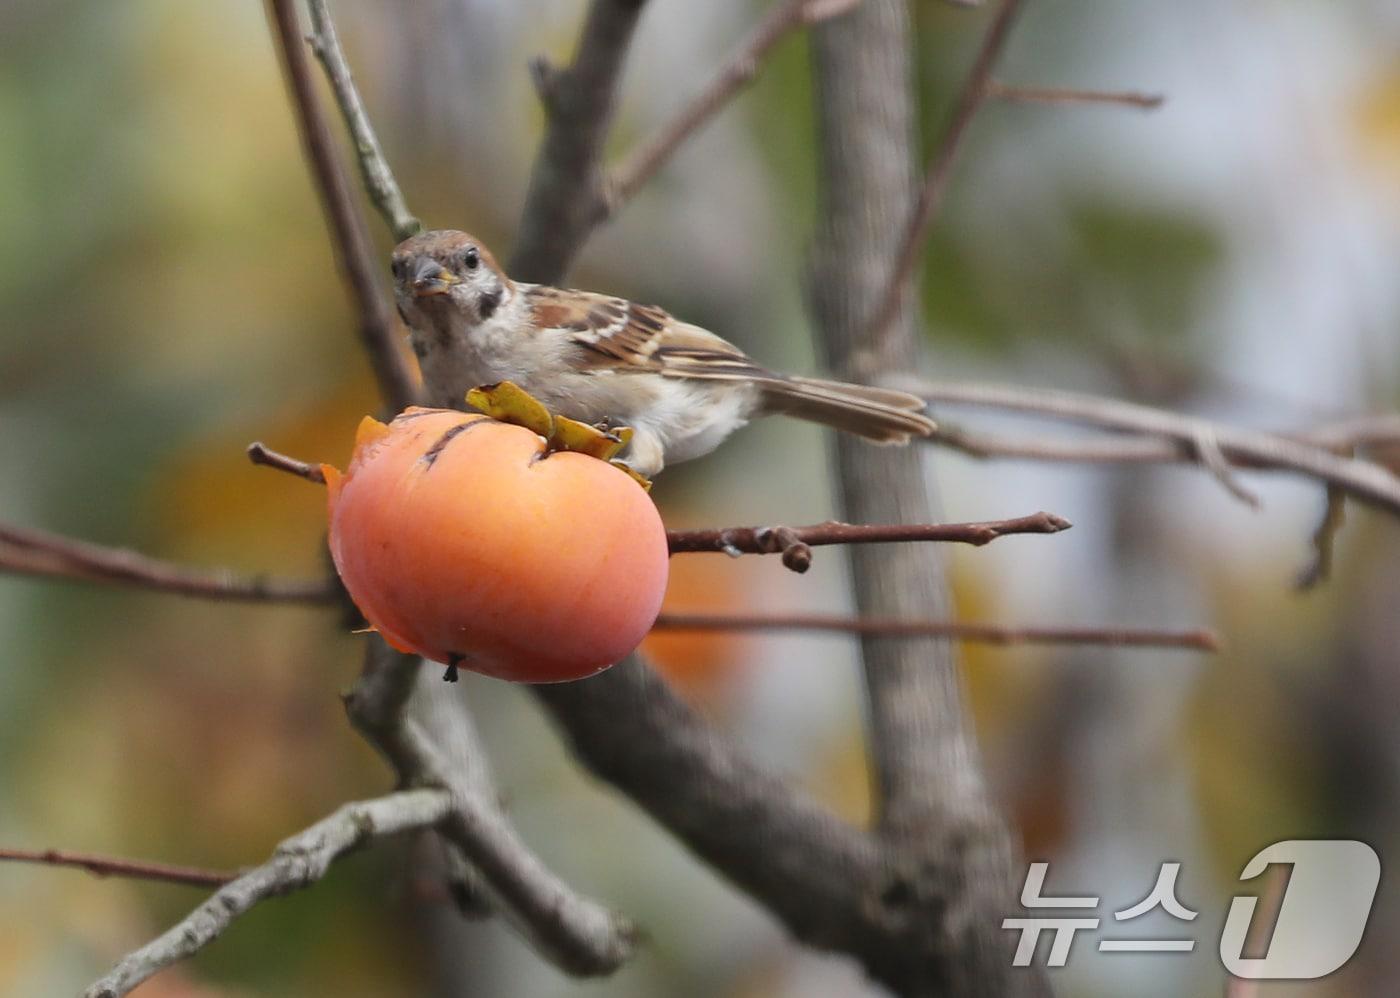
524,284,935,442
760,377,936,443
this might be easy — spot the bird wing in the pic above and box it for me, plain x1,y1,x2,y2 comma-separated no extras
525,285,778,384
523,285,936,444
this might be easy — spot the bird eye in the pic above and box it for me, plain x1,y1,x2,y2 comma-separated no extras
462,247,480,271
390,258,405,280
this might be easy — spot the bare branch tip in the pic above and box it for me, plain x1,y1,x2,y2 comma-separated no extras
246,442,326,484
988,81,1167,111
529,55,565,111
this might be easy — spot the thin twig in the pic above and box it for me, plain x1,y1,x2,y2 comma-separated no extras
0,521,337,604
266,0,419,412
306,0,422,241
907,379,1400,516
666,511,1069,572
988,81,1164,110
930,414,1400,467
1191,425,1261,508
1295,485,1346,591
0,847,235,889
860,0,1025,362
247,440,328,483
82,789,452,998
603,0,861,215
652,611,1217,651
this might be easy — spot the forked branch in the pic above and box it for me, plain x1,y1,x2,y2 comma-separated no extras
345,639,636,975
83,789,453,998
910,379,1400,516
665,511,1069,571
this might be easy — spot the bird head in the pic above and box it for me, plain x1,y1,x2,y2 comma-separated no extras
391,230,512,328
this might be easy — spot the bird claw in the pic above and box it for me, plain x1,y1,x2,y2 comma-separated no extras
465,382,650,489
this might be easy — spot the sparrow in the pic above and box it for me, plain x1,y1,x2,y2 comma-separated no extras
391,230,936,477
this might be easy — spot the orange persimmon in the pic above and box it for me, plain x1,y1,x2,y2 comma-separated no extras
323,407,668,683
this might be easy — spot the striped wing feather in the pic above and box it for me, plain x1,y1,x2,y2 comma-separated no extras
525,285,935,442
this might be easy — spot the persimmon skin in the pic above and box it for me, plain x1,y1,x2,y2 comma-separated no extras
324,407,669,683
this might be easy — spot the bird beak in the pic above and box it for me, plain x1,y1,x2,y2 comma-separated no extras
410,257,458,297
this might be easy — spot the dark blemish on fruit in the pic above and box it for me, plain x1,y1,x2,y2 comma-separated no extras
421,420,487,468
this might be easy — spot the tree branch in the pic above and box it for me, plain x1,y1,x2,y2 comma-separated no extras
510,0,653,284
859,0,1026,365
0,521,337,604
666,510,1069,572
988,81,1164,109
305,0,422,242
603,0,861,216
651,611,1218,651
1296,484,1347,590
909,379,1400,516
83,788,453,998
266,0,419,411
0,847,234,889
346,639,635,976
810,0,1043,991
405,667,499,918
533,654,916,990
5,551,630,981
247,440,329,483
927,413,1400,466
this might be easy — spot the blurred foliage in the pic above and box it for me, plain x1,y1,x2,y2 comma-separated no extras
918,202,1221,352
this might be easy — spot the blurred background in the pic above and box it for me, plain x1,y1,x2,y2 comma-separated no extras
2,0,1399,995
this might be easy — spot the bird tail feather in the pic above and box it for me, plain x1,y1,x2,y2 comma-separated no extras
759,377,936,444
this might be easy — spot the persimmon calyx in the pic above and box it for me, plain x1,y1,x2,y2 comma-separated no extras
466,381,555,438
465,381,651,489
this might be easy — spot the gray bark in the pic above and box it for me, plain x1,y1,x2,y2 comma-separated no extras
807,3,1046,993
